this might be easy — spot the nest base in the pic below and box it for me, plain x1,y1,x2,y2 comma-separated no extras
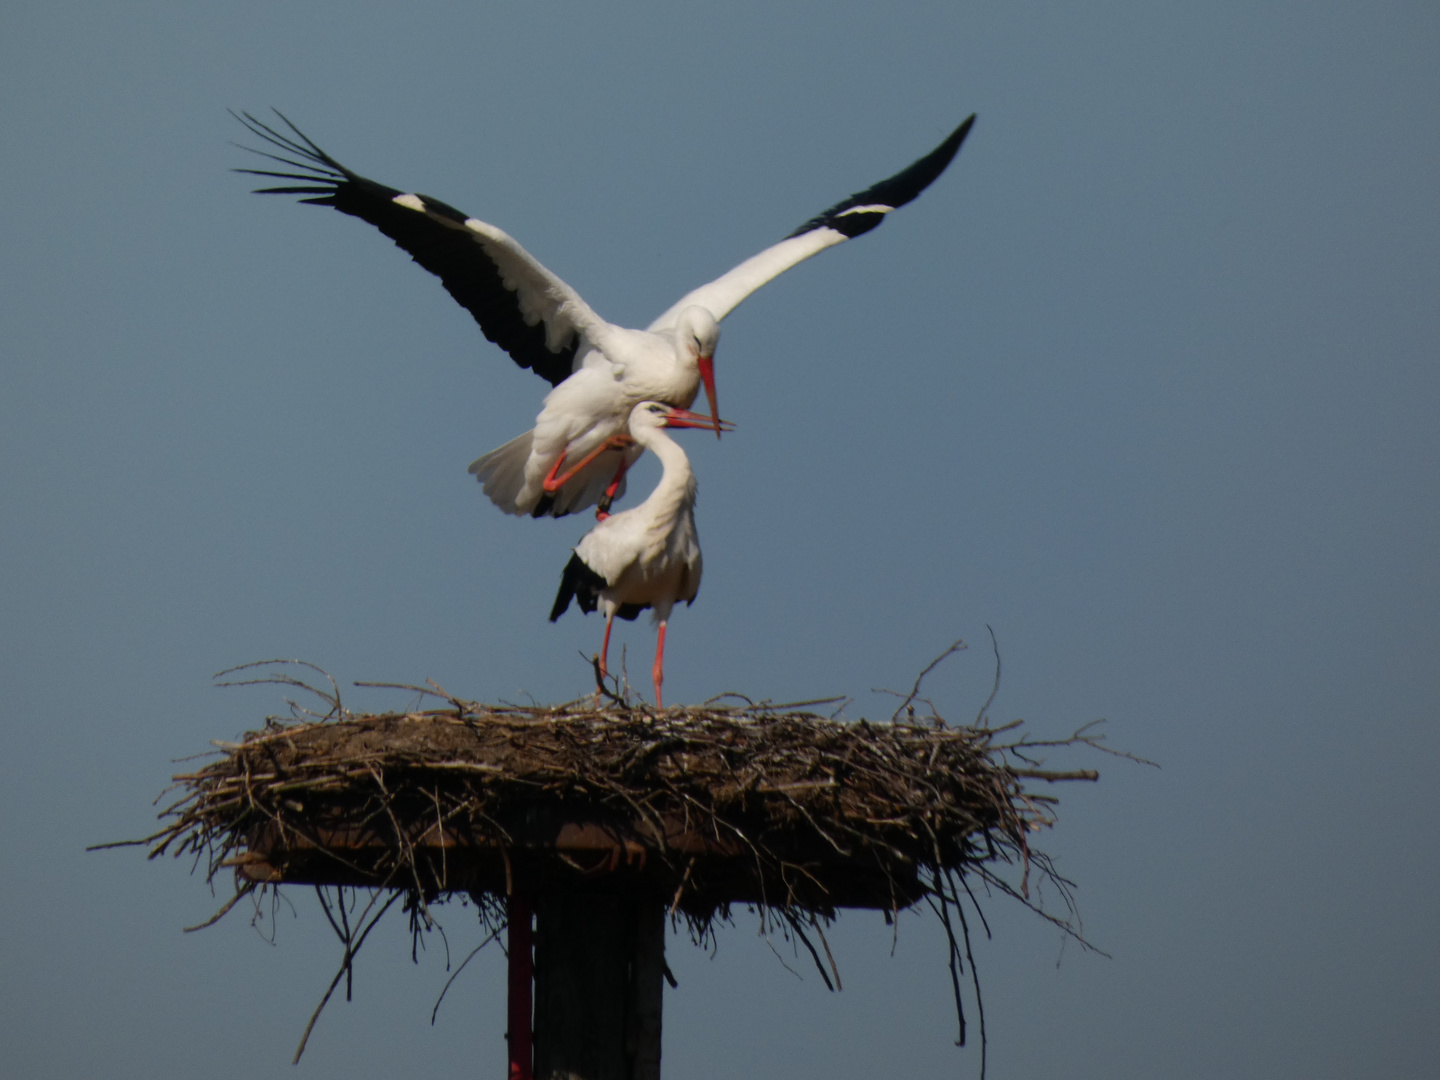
172,701,1058,920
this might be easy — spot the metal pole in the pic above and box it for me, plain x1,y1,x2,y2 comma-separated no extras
507,894,534,1080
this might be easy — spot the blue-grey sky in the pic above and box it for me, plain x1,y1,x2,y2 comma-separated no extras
3,3,1437,1077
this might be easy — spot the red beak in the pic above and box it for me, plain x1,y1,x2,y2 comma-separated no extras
697,354,722,439
664,406,735,433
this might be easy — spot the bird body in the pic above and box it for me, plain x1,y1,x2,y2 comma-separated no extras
549,402,724,706
235,110,974,517
472,307,718,516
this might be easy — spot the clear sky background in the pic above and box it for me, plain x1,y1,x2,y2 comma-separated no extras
3,3,1437,1077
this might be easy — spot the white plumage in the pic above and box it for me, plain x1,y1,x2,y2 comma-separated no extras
548,402,729,707
235,110,975,518
471,306,720,517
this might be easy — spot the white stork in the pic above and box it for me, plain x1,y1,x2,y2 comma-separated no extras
235,110,975,517
548,401,731,708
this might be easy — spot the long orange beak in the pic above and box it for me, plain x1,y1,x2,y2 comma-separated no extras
664,406,735,433
697,354,722,439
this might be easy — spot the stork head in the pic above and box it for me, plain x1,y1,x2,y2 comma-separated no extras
630,401,735,438
676,306,722,438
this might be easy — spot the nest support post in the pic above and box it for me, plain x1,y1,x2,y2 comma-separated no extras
508,894,535,1080
532,891,665,1080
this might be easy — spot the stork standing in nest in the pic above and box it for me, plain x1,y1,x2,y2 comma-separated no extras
549,402,731,707
233,110,975,519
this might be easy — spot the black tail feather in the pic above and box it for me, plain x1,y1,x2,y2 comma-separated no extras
550,553,608,621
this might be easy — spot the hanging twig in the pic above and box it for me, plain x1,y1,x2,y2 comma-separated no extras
292,888,402,1064
183,883,256,933
430,924,504,1024
783,911,837,992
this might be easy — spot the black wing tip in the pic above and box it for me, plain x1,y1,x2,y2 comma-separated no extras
784,110,977,240
876,110,975,204
230,107,351,190
231,108,582,388
912,112,976,186
249,185,337,196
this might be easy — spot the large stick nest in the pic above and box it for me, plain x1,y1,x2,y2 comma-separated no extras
146,672,1103,927
112,654,1130,1066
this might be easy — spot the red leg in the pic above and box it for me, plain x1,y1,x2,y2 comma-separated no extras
543,435,636,494
540,450,570,493
599,613,615,684
652,620,668,710
595,453,635,519
506,894,533,1080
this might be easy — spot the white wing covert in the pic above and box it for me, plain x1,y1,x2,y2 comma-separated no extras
648,114,976,332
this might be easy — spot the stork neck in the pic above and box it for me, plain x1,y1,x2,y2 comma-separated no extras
633,427,696,515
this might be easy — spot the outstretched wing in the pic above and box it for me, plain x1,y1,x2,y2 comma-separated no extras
647,114,975,333
234,110,603,387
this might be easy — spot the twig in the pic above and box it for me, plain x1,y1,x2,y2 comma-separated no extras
976,625,1002,728
215,660,344,720
1005,768,1099,782
183,884,256,932
292,888,401,1064
887,638,968,723
951,871,988,1079
783,912,836,992
431,925,503,1024
589,654,627,707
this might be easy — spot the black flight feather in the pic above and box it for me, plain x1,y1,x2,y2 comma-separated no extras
550,553,649,622
233,109,579,387
784,113,975,240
